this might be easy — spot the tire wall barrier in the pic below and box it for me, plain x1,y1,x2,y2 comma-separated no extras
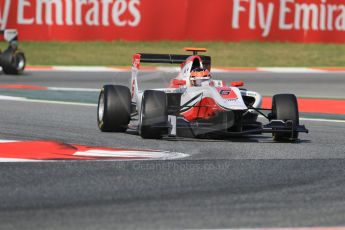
1,0,345,43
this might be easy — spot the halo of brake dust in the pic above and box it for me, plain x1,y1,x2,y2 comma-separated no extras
0,140,189,162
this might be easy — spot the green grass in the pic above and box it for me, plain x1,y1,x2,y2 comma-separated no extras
4,41,345,67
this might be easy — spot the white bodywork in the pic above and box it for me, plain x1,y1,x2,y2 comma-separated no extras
131,54,262,122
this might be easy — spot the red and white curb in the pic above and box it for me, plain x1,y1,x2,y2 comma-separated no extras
0,140,189,162
22,66,345,73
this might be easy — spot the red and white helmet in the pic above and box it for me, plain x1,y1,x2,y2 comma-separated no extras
190,68,211,86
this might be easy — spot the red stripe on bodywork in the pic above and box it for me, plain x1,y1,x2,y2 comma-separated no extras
262,97,345,115
0,84,48,90
181,97,225,121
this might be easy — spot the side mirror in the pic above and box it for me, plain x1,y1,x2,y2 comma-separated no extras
231,81,244,87
170,79,186,88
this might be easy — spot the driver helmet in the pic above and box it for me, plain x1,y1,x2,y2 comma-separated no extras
190,67,211,86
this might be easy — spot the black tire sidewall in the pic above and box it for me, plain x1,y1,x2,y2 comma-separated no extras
139,90,168,139
2,52,26,75
272,94,299,141
98,85,131,132
14,52,26,74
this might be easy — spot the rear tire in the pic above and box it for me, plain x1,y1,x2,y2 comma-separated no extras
2,52,26,75
272,94,299,141
139,90,168,139
97,85,131,132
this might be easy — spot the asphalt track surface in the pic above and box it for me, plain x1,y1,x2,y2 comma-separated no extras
0,70,345,229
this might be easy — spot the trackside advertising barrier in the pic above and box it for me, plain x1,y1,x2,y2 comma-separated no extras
1,0,345,43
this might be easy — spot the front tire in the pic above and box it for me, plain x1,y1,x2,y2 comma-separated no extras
139,90,168,139
97,85,131,132
2,52,26,75
272,94,299,141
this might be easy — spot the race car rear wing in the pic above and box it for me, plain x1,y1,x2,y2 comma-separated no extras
0,29,18,42
133,53,211,72
137,53,211,67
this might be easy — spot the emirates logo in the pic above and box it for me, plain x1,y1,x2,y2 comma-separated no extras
0,0,11,30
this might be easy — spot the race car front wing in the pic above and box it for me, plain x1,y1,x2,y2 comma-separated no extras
149,114,309,141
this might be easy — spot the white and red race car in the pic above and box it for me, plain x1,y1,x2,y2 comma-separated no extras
97,48,308,142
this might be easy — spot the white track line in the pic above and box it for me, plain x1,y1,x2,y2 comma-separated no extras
52,66,129,72
258,67,326,73
48,87,100,92
299,117,345,123
0,95,96,107
0,140,17,143
74,150,189,159
0,158,40,162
